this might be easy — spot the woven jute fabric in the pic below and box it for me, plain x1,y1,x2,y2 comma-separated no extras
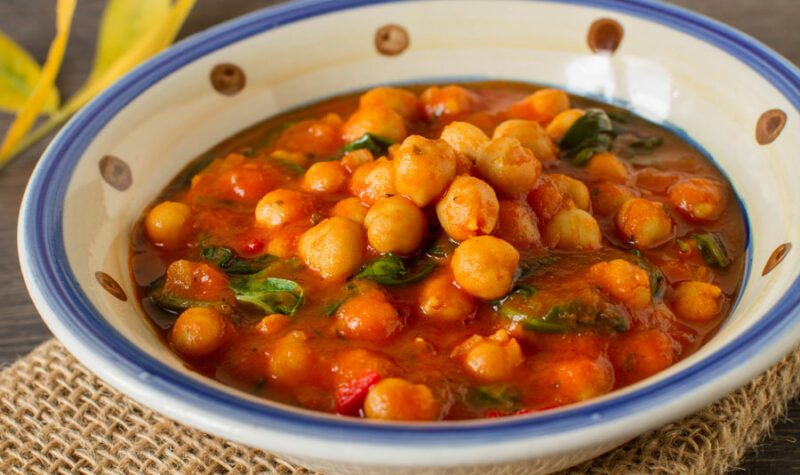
1,340,799,474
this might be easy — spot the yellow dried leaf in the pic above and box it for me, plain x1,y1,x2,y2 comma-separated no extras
0,31,60,114
88,0,171,85
0,0,75,159
60,0,196,118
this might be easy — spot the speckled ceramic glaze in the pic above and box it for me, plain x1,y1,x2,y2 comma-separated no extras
17,1,800,473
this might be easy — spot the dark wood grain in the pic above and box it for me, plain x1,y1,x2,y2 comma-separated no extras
0,1,798,472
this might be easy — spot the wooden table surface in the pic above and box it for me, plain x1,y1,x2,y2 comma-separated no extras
1,0,799,472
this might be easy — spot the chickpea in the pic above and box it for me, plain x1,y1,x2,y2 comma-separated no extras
364,196,427,254
440,121,489,162
269,149,308,168
591,182,635,215
492,119,558,163
436,176,499,242
672,281,723,322
610,329,676,386
331,348,397,387
255,189,313,230
170,307,227,358
538,355,614,404
342,106,407,143
349,157,396,205
588,259,651,309
508,88,570,124
332,197,369,224
453,330,523,382
476,137,541,197
302,161,348,193
549,174,590,210
267,222,310,258
360,86,421,120
144,201,193,251
546,109,585,142
165,260,231,301
274,119,341,157
418,269,476,323
257,313,290,337
217,161,274,203
298,217,364,280
451,236,519,300
268,330,315,388
527,176,565,223
615,198,673,248
420,85,475,120
586,152,630,184
496,200,541,248
667,177,727,222
544,208,602,250
393,135,457,207
341,148,374,174
335,290,403,342
364,378,440,421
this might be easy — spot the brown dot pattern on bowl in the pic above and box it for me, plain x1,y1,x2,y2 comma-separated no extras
756,109,787,145
762,243,792,276
98,155,132,191
210,63,246,95
95,271,127,301
375,24,409,56
587,18,623,53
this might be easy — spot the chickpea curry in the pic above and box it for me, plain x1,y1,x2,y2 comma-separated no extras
131,82,747,421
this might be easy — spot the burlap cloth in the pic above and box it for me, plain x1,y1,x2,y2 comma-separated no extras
1,339,799,474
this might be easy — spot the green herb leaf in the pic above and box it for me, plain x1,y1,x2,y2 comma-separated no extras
147,277,220,312
559,109,615,165
469,385,519,410
676,239,690,253
229,270,304,316
200,246,278,275
489,284,537,306
626,135,663,154
323,297,347,317
626,253,665,297
692,232,731,268
268,156,306,175
425,236,457,258
500,300,628,333
517,255,561,281
341,132,395,156
247,121,298,156
352,253,436,286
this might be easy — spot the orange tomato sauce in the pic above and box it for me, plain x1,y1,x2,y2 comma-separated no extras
130,82,747,421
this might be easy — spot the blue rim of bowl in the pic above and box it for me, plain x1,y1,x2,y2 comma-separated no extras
19,0,800,445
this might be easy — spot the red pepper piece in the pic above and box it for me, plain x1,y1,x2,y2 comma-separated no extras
243,238,264,254
335,371,381,416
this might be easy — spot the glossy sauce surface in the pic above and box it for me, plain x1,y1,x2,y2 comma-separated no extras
131,82,747,421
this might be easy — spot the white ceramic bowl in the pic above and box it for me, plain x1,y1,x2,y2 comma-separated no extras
18,1,800,473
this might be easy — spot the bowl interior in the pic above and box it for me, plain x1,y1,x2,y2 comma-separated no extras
22,0,800,464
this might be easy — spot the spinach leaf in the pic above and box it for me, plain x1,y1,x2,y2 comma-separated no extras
352,253,436,286
341,132,395,156
229,270,304,316
500,300,628,334
517,255,561,280
469,385,519,411
692,232,731,268
268,156,306,175
323,297,347,317
559,109,615,165
425,236,458,258
626,135,663,154
489,284,537,306
626,252,665,297
200,246,278,275
147,278,220,312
